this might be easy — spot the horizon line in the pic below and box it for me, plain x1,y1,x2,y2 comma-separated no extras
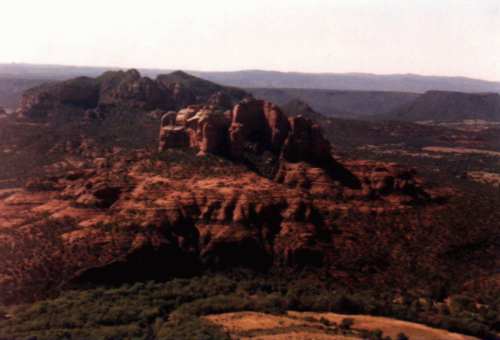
1,61,499,84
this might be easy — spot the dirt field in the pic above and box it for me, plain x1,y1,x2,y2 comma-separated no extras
290,312,477,340
422,146,500,157
205,311,478,340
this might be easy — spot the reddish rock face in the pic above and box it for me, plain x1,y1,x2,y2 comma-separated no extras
158,106,231,155
229,100,290,158
196,109,232,155
349,161,429,201
158,99,360,187
282,115,331,165
158,126,191,150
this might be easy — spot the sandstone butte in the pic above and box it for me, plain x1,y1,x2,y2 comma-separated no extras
0,70,449,305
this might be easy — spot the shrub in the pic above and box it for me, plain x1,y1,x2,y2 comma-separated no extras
0,272,497,339
339,317,355,330
170,294,250,321
370,329,384,339
332,295,362,314
396,332,409,340
254,293,288,315
156,317,231,340
319,317,333,327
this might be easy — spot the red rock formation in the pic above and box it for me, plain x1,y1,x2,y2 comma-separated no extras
229,99,290,157
3,78,454,307
158,126,190,150
18,77,99,119
18,70,247,119
282,115,331,165
196,109,231,155
158,99,360,187
158,106,231,155
97,70,166,110
0,132,444,304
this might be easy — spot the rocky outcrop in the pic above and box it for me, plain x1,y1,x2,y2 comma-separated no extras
158,126,191,150
281,115,331,165
18,70,247,119
0,140,446,304
229,100,290,158
97,69,167,110
18,77,100,119
156,71,247,109
2,76,451,306
159,106,231,156
343,160,432,203
158,99,359,187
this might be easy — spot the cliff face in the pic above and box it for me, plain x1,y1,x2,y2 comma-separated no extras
158,99,359,187
17,70,248,119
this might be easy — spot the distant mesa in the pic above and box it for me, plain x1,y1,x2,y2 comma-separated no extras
17,69,248,120
389,90,500,122
249,88,420,118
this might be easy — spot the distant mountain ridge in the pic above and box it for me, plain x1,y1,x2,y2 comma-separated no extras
1,63,499,93
249,88,419,118
3,64,500,122
387,90,500,122
202,70,500,94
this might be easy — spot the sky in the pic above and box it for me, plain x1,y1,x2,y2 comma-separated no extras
1,0,499,81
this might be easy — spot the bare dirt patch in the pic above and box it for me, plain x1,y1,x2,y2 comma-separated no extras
417,120,500,132
423,146,500,157
206,311,478,340
291,312,478,340
467,171,500,187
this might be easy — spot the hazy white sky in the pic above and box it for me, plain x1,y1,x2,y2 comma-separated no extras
1,0,499,80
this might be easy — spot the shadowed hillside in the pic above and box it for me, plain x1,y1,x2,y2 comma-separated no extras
249,88,419,117
2,63,500,112
386,91,500,122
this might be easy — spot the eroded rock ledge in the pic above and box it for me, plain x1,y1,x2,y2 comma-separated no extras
158,99,360,188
